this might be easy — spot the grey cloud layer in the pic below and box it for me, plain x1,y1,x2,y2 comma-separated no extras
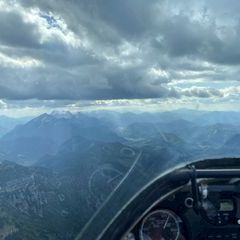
0,0,239,100
0,10,40,48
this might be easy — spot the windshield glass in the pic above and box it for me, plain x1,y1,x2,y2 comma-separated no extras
0,0,240,239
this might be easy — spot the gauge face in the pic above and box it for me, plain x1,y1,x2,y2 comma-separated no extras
140,210,180,240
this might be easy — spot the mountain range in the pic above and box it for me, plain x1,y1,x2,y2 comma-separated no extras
0,109,240,239
0,112,124,165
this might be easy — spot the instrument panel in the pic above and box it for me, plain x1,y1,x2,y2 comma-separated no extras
122,179,240,240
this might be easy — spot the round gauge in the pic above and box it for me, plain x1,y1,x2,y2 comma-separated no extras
140,209,180,240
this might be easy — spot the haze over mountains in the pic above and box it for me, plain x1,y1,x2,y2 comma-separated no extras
0,112,124,165
0,109,239,239
0,116,30,138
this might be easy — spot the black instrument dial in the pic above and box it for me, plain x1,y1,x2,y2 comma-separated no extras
140,209,180,240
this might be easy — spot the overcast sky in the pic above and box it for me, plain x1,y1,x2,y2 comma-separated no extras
0,0,240,116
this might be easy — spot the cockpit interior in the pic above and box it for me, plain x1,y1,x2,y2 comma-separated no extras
78,158,240,240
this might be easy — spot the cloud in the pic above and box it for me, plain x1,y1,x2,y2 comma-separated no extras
179,87,223,98
0,0,240,104
0,10,40,48
222,86,240,97
0,100,7,109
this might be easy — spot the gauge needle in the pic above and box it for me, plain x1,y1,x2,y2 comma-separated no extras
163,215,169,229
